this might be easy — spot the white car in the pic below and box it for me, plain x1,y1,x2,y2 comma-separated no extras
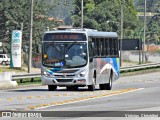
0,54,10,65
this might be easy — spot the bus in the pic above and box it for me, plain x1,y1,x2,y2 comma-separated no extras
41,29,119,91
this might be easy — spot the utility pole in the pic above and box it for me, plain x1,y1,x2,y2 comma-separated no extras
120,0,123,67
28,0,33,73
81,0,83,29
142,0,146,63
21,22,23,32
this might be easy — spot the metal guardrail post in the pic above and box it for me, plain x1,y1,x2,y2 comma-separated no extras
31,78,34,82
20,79,23,83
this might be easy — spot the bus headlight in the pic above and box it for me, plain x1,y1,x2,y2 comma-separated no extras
42,70,52,77
77,69,87,77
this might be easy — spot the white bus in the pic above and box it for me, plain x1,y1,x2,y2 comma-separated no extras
41,29,119,91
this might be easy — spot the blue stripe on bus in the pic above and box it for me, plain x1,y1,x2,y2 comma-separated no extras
46,68,62,74
102,58,119,76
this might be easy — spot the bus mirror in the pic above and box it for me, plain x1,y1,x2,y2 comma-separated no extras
89,57,93,62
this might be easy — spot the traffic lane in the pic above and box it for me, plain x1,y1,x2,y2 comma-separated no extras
119,71,160,83
41,86,160,111
1,74,146,96
113,78,160,90
113,71,160,90
0,86,138,110
15,85,159,120
37,72,160,111
0,71,160,111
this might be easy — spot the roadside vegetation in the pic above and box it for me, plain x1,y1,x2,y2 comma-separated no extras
0,0,159,55
17,78,41,86
0,0,159,72
0,66,25,72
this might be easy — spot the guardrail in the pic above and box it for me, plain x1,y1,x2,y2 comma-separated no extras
12,73,41,83
12,63,160,81
12,73,41,80
120,63,160,72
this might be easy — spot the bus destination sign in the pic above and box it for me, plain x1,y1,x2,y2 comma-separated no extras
44,33,86,41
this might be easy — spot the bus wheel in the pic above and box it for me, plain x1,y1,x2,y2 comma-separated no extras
106,73,112,90
99,84,107,90
88,78,95,91
48,85,57,91
99,74,112,90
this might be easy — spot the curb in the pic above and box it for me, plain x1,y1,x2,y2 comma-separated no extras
0,81,18,90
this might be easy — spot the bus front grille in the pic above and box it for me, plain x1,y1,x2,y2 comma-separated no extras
54,74,75,77
56,79,73,83
56,70,79,73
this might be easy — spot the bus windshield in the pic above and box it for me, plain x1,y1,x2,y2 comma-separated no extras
42,42,87,68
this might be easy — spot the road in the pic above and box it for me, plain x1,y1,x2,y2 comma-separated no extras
0,71,160,120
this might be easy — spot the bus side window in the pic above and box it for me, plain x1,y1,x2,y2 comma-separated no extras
116,39,119,56
92,37,118,57
112,39,115,55
104,38,107,56
109,38,114,55
88,41,93,57
99,38,102,56
107,38,110,56
92,38,96,56
101,38,105,56
92,38,101,57
97,38,100,56
105,38,109,56
113,39,118,56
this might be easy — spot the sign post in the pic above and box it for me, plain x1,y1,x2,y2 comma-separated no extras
10,30,22,68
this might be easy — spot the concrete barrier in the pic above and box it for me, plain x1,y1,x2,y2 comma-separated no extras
0,72,18,89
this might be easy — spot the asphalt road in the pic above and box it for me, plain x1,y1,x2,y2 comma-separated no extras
0,71,160,120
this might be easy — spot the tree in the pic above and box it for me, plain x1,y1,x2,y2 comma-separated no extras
0,0,61,54
136,0,160,12
49,0,75,25
72,0,140,38
135,0,160,44
148,14,160,44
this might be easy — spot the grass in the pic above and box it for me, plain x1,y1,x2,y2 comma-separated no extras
121,67,160,77
0,66,26,73
123,60,138,64
122,60,152,66
17,77,41,85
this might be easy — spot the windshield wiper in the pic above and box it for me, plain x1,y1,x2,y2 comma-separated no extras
65,41,77,53
52,41,64,53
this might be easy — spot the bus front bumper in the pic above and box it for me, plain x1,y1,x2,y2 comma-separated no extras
41,75,87,86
